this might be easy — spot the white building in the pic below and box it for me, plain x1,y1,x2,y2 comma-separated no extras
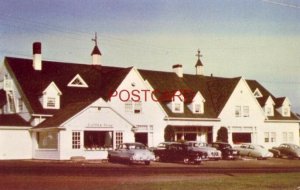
0,42,299,160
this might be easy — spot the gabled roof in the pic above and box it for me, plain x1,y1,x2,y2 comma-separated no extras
195,59,203,67
0,114,30,127
91,45,101,55
139,69,240,118
275,97,291,108
246,80,276,106
246,79,298,121
5,57,131,115
34,101,93,129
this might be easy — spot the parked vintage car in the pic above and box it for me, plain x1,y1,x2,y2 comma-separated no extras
211,142,240,160
234,143,273,159
107,142,155,165
152,142,208,164
149,142,174,151
269,143,300,159
184,141,222,160
150,142,176,160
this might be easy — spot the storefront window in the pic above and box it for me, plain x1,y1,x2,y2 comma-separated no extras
72,131,81,149
37,131,58,149
84,131,113,150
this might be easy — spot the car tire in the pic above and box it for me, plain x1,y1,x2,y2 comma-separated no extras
145,161,150,165
194,160,201,165
183,157,189,164
155,155,160,162
108,155,113,163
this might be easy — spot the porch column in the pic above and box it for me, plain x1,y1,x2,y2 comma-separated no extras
212,126,218,142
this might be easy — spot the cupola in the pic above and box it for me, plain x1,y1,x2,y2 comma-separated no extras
195,49,204,76
91,32,102,65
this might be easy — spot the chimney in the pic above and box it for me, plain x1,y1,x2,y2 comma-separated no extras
173,64,183,77
33,42,42,71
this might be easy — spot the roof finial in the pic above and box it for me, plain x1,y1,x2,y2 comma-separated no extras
196,49,202,60
92,32,98,46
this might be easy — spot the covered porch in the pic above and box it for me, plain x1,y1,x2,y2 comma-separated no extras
165,125,213,143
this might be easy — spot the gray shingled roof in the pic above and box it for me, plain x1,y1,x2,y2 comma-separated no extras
5,57,131,115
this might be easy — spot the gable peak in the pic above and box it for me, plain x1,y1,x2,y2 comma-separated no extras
68,74,88,88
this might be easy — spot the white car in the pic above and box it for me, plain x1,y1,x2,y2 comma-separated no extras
235,143,273,159
108,142,155,165
184,141,222,160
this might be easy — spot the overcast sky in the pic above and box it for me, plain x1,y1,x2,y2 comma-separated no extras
0,0,300,112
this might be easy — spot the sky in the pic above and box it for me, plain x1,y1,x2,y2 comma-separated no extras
0,0,300,112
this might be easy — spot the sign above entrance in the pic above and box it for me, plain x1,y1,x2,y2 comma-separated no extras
87,123,113,128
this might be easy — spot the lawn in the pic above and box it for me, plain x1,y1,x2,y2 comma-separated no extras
106,172,300,190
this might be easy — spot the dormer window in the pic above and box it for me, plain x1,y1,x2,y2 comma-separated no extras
170,91,184,113
194,103,201,113
174,103,182,112
264,96,275,117
46,97,56,108
277,98,291,117
42,82,62,109
68,74,88,88
265,106,274,116
188,91,205,114
283,107,290,117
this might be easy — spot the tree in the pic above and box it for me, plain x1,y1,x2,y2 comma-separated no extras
216,127,228,143
164,126,175,142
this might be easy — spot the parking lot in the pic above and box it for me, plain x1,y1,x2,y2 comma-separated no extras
1,158,300,190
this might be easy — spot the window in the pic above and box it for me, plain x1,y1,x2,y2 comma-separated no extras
282,132,287,143
125,101,142,114
116,132,123,148
42,82,61,109
37,131,58,149
18,98,23,112
72,131,81,149
67,74,88,88
194,103,201,113
264,132,269,143
283,107,290,117
288,132,294,143
266,106,273,116
253,89,262,98
243,106,249,117
174,103,181,112
134,101,142,114
47,97,56,108
84,131,113,150
271,132,276,143
125,101,133,113
235,106,241,117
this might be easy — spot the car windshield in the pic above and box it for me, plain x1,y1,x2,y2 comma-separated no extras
127,144,146,150
158,143,167,148
291,144,300,149
258,145,265,149
193,142,207,147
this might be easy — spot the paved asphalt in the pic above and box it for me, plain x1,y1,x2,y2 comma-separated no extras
1,158,300,176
